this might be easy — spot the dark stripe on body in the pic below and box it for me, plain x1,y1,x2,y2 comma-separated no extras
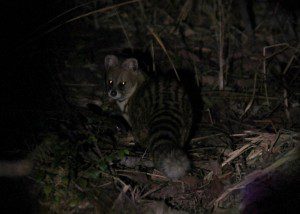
149,133,178,151
149,123,179,139
149,117,181,135
149,109,184,127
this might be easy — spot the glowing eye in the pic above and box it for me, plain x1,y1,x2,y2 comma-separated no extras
108,80,113,85
118,82,126,90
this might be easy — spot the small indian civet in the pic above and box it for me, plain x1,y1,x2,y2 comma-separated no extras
105,55,193,180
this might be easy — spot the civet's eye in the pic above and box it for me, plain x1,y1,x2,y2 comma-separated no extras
118,81,126,90
108,80,113,85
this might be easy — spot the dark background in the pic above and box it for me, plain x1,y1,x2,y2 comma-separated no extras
1,1,70,156
0,1,67,212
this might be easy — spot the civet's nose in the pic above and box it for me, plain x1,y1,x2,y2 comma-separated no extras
110,90,117,97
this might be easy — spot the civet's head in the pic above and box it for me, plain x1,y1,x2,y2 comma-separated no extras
105,55,145,102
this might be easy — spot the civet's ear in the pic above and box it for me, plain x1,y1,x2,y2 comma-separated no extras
105,55,119,70
122,58,138,72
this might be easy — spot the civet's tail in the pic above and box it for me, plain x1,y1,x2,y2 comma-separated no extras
0,159,32,177
152,140,190,180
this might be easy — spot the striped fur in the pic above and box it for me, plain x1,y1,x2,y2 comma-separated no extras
128,79,192,179
105,55,192,179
